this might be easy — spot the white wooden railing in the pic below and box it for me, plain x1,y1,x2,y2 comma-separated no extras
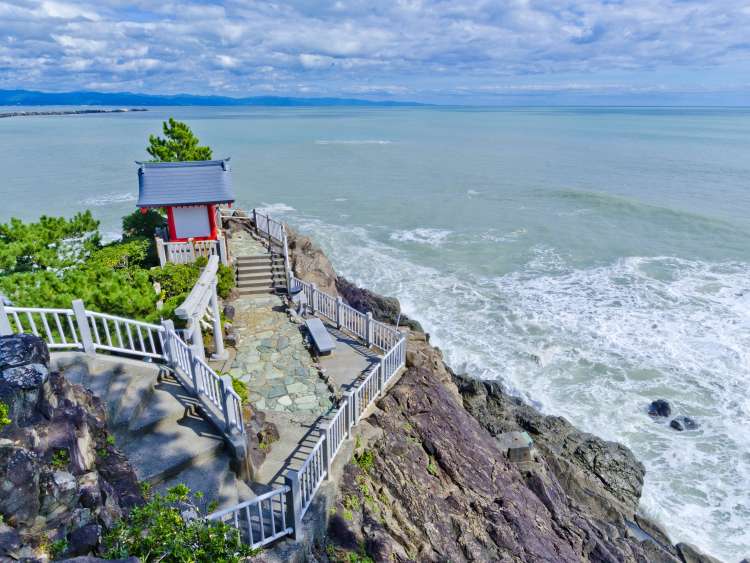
155,236,228,266
207,486,292,550
0,300,244,445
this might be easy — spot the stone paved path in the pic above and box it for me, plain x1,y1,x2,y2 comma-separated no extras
226,228,333,418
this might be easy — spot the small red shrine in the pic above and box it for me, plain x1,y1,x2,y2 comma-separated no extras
136,159,234,241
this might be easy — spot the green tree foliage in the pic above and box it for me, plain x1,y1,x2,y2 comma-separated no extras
147,118,213,162
104,485,257,562
122,209,166,241
88,239,150,270
0,212,100,274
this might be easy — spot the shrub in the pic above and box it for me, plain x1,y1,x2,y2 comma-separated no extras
122,209,166,241
217,264,235,298
230,376,248,405
104,484,257,562
354,449,375,473
150,262,201,299
88,239,150,270
0,401,10,426
51,449,70,470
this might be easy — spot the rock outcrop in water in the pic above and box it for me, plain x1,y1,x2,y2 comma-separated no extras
0,335,141,561
285,228,722,563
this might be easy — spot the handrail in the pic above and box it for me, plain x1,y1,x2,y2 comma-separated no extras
0,301,245,452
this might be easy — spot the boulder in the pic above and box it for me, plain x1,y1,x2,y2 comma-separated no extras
670,416,698,431
676,542,724,563
0,445,41,525
0,334,50,370
223,304,236,320
649,399,672,418
336,277,423,332
66,523,102,557
0,522,22,558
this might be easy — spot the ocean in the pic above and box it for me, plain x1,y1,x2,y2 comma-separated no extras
2,106,749,560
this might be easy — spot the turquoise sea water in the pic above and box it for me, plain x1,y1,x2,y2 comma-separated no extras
2,106,749,560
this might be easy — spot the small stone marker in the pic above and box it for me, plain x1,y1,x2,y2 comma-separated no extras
497,431,534,463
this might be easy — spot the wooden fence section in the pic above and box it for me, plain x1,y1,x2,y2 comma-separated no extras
0,301,244,447
206,487,292,550
155,237,228,266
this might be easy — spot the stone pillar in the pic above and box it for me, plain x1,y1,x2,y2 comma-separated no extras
155,237,167,267
209,281,227,361
189,316,205,360
71,299,95,356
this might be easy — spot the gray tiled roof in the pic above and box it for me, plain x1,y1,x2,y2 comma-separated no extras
136,159,234,207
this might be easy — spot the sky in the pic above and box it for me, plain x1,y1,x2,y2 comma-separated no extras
1,0,750,105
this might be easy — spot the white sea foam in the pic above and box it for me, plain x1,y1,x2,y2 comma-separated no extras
478,228,527,243
287,212,750,561
333,197,348,202
81,192,136,206
390,228,452,246
257,202,296,214
315,140,392,145
467,189,482,196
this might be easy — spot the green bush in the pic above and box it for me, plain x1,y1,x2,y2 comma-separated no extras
0,211,100,274
217,264,235,298
150,262,201,299
354,449,375,473
122,209,166,241
88,239,151,270
104,485,257,562
230,376,248,405
0,401,10,426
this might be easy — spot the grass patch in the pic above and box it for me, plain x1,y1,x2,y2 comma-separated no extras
427,457,438,476
51,449,70,470
354,449,375,473
0,401,10,426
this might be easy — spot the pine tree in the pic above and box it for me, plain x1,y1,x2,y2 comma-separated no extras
146,118,213,162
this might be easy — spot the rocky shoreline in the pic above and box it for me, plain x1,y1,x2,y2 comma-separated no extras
284,226,724,563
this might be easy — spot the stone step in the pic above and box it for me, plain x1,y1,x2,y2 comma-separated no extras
237,287,277,296
236,270,285,279
120,414,226,485
109,369,160,429
154,453,251,512
237,280,275,290
126,375,201,437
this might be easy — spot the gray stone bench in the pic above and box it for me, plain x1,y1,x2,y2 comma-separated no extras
305,317,336,356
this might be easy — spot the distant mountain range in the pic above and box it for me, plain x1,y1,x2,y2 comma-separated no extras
0,89,426,107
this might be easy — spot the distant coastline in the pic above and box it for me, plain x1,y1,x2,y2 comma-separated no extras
0,108,148,118
0,88,426,108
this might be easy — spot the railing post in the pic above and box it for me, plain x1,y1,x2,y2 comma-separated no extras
161,319,175,366
71,299,95,356
310,283,318,316
155,237,167,267
252,208,258,233
190,351,201,395
335,297,343,329
344,391,354,437
218,236,228,266
220,375,233,433
209,281,227,360
366,312,374,347
378,361,386,397
0,302,12,336
284,473,303,541
286,268,293,296
322,426,331,480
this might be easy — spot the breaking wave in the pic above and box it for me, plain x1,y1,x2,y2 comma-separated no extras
81,192,136,207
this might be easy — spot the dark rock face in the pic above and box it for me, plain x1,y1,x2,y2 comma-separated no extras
324,332,685,562
670,416,698,431
0,334,142,560
286,226,340,297
336,277,423,332
649,399,672,418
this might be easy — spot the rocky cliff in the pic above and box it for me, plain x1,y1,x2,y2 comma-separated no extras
285,229,722,563
0,335,141,562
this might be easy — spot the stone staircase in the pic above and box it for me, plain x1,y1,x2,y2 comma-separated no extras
52,353,254,510
236,254,286,296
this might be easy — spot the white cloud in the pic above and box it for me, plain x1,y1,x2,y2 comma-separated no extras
0,0,748,102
